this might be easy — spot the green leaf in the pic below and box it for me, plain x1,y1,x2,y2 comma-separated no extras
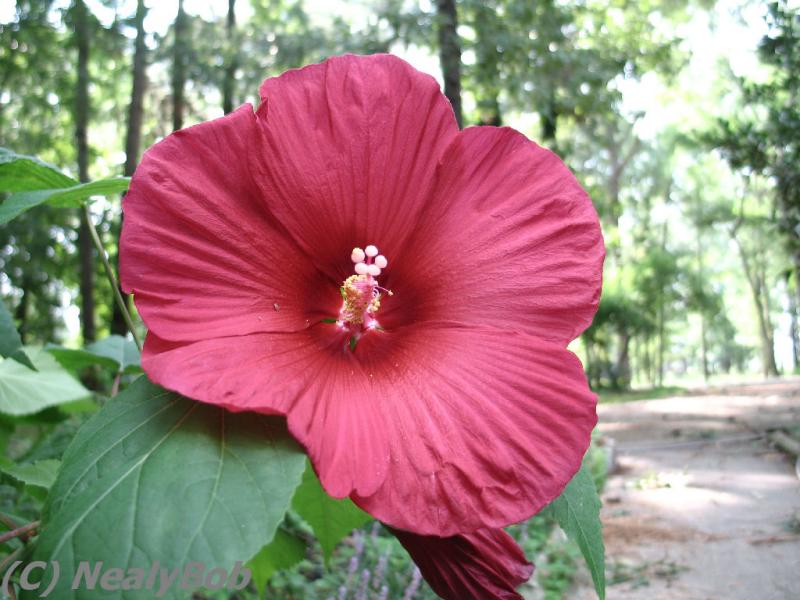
247,528,306,595
49,335,141,375
86,335,141,373
0,178,130,224
0,189,57,224
1,459,60,490
28,376,306,600
0,348,90,416
7,348,37,370
44,177,131,207
544,461,605,600
46,347,119,373
292,461,372,564
0,148,76,191
0,300,35,370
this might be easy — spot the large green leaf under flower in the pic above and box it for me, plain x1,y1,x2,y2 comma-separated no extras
25,376,306,600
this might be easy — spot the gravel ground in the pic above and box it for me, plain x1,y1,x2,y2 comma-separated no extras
569,378,800,600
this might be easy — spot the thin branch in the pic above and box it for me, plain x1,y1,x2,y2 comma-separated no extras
0,521,39,546
0,513,19,533
111,371,122,397
0,546,23,584
82,205,143,352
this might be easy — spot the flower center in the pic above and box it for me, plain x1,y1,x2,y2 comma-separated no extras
336,245,390,343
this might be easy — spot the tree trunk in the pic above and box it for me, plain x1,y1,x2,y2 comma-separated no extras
616,330,631,389
774,182,800,339
112,0,148,336
730,229,779,377
700,311,709,380
657,301,665,387
124,1,147,179
656,221,668,387
786,270,800,370
473,3,501,126
172,0,187,131
607,134,640,228
14,280,29,344
755,250,778,373
541,92,557,145
75,0,95,343
222,0,237,115
695,221,710,381
435,0,462,128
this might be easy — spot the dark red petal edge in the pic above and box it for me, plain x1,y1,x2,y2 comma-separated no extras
390,526,534,600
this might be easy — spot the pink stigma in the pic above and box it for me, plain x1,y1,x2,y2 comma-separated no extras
337,245,391,348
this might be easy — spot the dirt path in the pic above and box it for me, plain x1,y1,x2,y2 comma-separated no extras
572,378,800,600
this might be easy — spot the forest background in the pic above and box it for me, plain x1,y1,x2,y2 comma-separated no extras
3,0,799,393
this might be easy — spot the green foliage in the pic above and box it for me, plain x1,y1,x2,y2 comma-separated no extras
0,147,130,224
599,385,685,404
0,458,60,490
0,299,35,370
0,347,90,417
49,335,142,375
291,461,372,564
0,149,74,191
542,460,606,600
706,1,800,286
247,528,307,596
264,521,439,600
28,376,306,599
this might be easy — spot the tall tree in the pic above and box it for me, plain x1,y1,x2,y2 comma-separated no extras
124,0,148,181
172,0,188,131
112,0,148,335
435,0,462,127
469,0,502,126
729,216,780,378
74,0,95,343
223,0,238,114
711,2,800,326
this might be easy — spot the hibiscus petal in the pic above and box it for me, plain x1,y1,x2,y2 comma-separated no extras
253,54,460,282
142,328,391,498
351,325,597,536
144,322,596,536
391,126,604,345
120,105,336,342
391,527,533,600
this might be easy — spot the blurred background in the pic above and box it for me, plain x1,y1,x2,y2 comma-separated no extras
2,0,799,391
1,1,799,599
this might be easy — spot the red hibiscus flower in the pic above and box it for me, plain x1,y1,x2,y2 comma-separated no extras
120,54,604,536
391,527,534,600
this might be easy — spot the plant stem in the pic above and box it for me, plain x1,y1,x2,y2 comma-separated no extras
0,521,39,545
0,513,19,532
82,204,143,352
111,371,122,397
0,546,22,581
